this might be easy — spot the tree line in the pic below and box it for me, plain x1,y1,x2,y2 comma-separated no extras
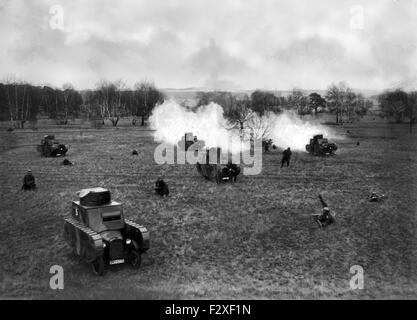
378,89,417,124
195,82,374,130
0,78,164,128
1,78,415,130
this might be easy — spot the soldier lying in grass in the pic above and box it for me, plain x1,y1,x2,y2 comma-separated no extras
62,158,73,166
368,192,385,202
312,194,335,228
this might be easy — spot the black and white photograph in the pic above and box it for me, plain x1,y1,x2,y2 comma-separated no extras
0,0,416,303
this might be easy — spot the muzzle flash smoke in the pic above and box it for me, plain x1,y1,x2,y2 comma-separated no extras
149,100,338,152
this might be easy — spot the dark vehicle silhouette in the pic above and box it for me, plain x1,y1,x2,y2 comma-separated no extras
306,134,337,156
196,148,241,184
37,135,68,157
63,188,150,275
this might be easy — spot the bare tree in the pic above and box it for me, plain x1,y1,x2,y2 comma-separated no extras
378,89,408,123
326,82,348,124
223,95,254,131
3,75,31,128
287,88,308,115
245,113,272,140
408,91,417,133
134,80,164,126
250,90,280,115
96,80,126,126
60,82,75,124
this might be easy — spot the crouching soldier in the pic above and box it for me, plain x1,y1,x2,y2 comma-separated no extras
226,161,241,182
281,147,292,167
62,158,73,166
312,194,335,228
155,177,169,197
22,170,36,191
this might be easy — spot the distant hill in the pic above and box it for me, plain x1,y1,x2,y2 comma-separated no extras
161,88,382,105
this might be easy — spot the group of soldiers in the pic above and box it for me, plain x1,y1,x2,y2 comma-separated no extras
23,168,335,229
262,141,335,228
23,168,172,199
22,137,335,229
154,160,241,197
22,158,73,190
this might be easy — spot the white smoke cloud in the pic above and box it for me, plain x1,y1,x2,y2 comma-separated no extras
149,100,244,152
149,100,338,152
264,111,338,151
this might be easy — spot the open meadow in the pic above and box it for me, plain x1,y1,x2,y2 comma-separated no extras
0,120,416,299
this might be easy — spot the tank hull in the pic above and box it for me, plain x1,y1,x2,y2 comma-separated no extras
37,143,68,157
305,135,337,156
63,217,104,263
63,216,150,273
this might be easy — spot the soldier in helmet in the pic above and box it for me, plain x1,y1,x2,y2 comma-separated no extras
263,139,271,153
281,147,292,167
22,169,36,191
155,177,169,197
312,194,335,228
225,160,241,182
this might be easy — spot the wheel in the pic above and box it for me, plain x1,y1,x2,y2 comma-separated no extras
75,229,81,255
128,250,142,269
215,171,222,184
91,257,105,276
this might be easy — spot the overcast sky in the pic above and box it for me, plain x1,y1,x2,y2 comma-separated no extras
0,0,416,90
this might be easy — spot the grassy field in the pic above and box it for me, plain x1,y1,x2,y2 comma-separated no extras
0,121,416,299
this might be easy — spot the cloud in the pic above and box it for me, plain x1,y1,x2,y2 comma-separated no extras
275,37,347,68
186,39,249,90
0,0,416,90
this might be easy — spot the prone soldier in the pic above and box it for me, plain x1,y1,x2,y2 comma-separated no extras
312,194,335,228
62,158,73,166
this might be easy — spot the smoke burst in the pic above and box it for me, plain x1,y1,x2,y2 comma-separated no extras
265,111,337,151
149,100,338,152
